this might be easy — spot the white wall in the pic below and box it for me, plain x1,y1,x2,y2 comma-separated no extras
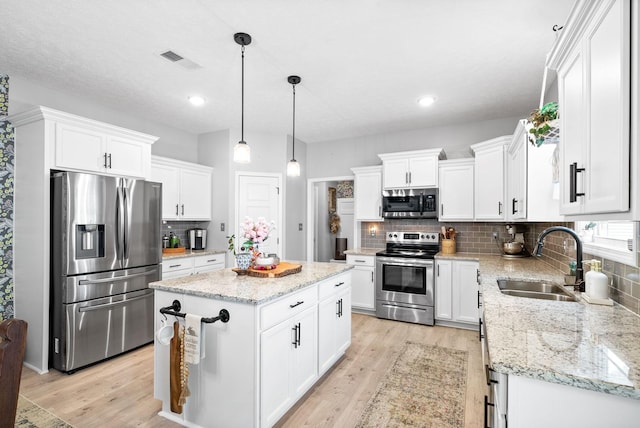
284,134,307,260
8,74,200,162
305,115,525,178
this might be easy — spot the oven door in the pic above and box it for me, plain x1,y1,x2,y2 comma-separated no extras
375,256,434,306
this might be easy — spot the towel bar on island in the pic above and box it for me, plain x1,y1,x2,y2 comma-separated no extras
160,299,230,323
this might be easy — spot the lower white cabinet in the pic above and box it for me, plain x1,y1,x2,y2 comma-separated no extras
261,304,318,427
346,254,375,311
435,258,479,328
161,253,225,279
318,276,352,373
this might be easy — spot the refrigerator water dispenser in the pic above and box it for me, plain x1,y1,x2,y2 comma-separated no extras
75,224,105,259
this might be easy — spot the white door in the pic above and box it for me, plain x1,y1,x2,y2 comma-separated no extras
237,174,282,257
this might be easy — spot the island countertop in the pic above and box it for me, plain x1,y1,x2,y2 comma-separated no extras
149,261,353,305
437,253,640,400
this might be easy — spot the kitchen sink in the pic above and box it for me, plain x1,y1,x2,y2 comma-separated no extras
497,279,577,302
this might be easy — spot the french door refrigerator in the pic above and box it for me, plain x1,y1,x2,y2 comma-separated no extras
50,171,162,372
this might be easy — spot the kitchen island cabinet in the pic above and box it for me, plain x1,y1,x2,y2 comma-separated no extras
451,253,640,427
150,262,352,428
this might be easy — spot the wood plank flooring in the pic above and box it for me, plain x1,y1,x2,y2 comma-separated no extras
19,314,485,427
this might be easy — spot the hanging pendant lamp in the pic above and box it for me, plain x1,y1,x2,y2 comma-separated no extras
233,32,252,163
287,75,301,177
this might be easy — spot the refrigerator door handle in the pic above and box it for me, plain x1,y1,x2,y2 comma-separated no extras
123,185,130,261
78,290,153,312
78,268,158,285
116,180,125,265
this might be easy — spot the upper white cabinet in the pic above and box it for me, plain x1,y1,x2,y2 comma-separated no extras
471,136,509,221
378,148,445,189
438,159,474,221
506,120,562,222
25,107,157,179
548,0,630,215
351,166,383,221
150,156,212,221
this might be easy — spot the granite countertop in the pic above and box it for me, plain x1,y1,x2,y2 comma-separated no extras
344,248,383,256
162,249,226,260
437,252,640,400
150,261,353,305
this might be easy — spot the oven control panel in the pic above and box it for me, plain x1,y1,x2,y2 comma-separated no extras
385,231,439,244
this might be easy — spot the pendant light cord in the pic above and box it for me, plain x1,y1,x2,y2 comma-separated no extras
292,82,296,160
241,45,245,143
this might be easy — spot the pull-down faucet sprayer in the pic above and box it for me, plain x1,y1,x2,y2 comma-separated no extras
534,226,584,292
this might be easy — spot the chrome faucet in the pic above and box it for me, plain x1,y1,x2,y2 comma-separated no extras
534,226,584,292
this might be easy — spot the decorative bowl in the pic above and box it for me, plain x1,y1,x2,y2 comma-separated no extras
254,256,275,267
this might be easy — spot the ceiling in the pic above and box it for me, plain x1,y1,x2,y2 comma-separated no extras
1,0,574,143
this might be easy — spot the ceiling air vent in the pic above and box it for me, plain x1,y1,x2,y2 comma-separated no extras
159,50,202,70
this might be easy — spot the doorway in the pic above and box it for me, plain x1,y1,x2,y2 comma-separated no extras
306,176,354,262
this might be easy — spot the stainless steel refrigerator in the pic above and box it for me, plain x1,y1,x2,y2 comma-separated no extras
50,171,162,372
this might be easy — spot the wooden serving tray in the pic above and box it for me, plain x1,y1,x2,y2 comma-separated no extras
162,247,186,254
246,262,302,278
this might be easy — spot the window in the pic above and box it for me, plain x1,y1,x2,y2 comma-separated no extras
574,221,637,266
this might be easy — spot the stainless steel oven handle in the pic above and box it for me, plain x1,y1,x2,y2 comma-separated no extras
78,268,158,285
78,292,152,312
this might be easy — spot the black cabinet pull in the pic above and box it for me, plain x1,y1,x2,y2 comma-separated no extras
339,298,343,317
181,204,185,215
512,198,518,214
498,201,502,215
477,290,482,308
479,318,484,342
291,324,298,348
175,204,179,216
484,395,495,428
297,322,301,346
477,269,480,284
289,301,304,308
371,271,374,282
334,281,345,287
103,152,108,168
569,162,585,203
336,300,340,317
107,153,112,168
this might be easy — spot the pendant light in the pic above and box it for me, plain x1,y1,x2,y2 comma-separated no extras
233,32,252,163
287,75,301,177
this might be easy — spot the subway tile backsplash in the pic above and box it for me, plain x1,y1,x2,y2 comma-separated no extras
360,220,640,316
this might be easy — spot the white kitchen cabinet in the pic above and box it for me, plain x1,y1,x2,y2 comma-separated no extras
471,136,509,221
346,254,375,311
261,288,318,427
161,253,225,279
318,275,351,374
435,259,479,328
438,159,474,221
150,156,213,221
351,166,383,221
52,111,155,179
548,0,630,215
378,148,445,189
506,123,527,221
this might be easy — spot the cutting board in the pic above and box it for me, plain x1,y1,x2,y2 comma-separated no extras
246,262,302,278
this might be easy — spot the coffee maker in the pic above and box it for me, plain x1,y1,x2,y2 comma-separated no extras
188,228,207,250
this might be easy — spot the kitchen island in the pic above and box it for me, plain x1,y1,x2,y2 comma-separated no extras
440,253,640,427
149,262,353,428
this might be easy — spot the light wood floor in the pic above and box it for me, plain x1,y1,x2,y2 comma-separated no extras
19,314,485,427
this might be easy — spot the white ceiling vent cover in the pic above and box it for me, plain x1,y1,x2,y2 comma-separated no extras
160,50,202,70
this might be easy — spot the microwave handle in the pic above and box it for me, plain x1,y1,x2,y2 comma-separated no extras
419,194,424,216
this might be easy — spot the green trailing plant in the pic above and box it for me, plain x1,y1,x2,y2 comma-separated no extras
527,101,558,146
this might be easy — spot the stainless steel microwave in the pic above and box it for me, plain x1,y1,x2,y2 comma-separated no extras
381,188,438,219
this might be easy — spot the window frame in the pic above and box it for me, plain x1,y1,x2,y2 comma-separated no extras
574,221,638,267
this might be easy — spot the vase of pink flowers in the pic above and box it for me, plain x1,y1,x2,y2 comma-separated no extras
240,216,276,266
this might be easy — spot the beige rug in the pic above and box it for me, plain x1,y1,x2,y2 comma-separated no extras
356,342,468,428
14,395,73,428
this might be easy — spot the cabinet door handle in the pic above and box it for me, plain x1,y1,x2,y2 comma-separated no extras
175,204,179,216
291,324,298,348
379,205,382,217
477,269,480,284
479,318,484,342
103,152,108,168
107,153,112,169
169,264,183,268
289,301,304,308
512,198,518,214
498,201,502,215
440,204,444,216
484,395,495,428
477,290,482,308
297,322,301,346
181,204,185,215
207,259,218,263
336,300,340,317
408,171,412,184
437,264,439,277
340,298,343,317
371,271,374,282
405,172,409,184
569,162,585,203
334,281,345,287
354,259,366,263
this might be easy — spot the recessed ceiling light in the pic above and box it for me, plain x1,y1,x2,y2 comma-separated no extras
418,96,436,107
188,96,205,106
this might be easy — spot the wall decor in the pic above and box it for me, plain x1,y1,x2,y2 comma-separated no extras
0,73,14,320
336,180,353,198
328,187,337,213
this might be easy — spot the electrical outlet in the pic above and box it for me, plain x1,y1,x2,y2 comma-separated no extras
492,232,498,240
298,223,303,231
220,223,225,232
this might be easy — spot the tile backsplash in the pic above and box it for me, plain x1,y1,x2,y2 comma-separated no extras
360,220,640,316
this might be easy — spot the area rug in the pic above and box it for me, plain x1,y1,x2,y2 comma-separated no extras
14,395,73,428
356,342,468,428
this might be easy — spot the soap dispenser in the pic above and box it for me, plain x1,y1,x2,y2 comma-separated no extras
583,259,609,300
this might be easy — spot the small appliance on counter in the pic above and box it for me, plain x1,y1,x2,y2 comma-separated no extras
188,228,207,250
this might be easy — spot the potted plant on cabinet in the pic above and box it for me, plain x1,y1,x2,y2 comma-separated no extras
527,101,559,146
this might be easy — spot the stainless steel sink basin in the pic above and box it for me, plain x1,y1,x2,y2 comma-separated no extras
497,279,577,302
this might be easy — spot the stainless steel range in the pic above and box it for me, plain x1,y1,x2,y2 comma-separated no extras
375,231,439,325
